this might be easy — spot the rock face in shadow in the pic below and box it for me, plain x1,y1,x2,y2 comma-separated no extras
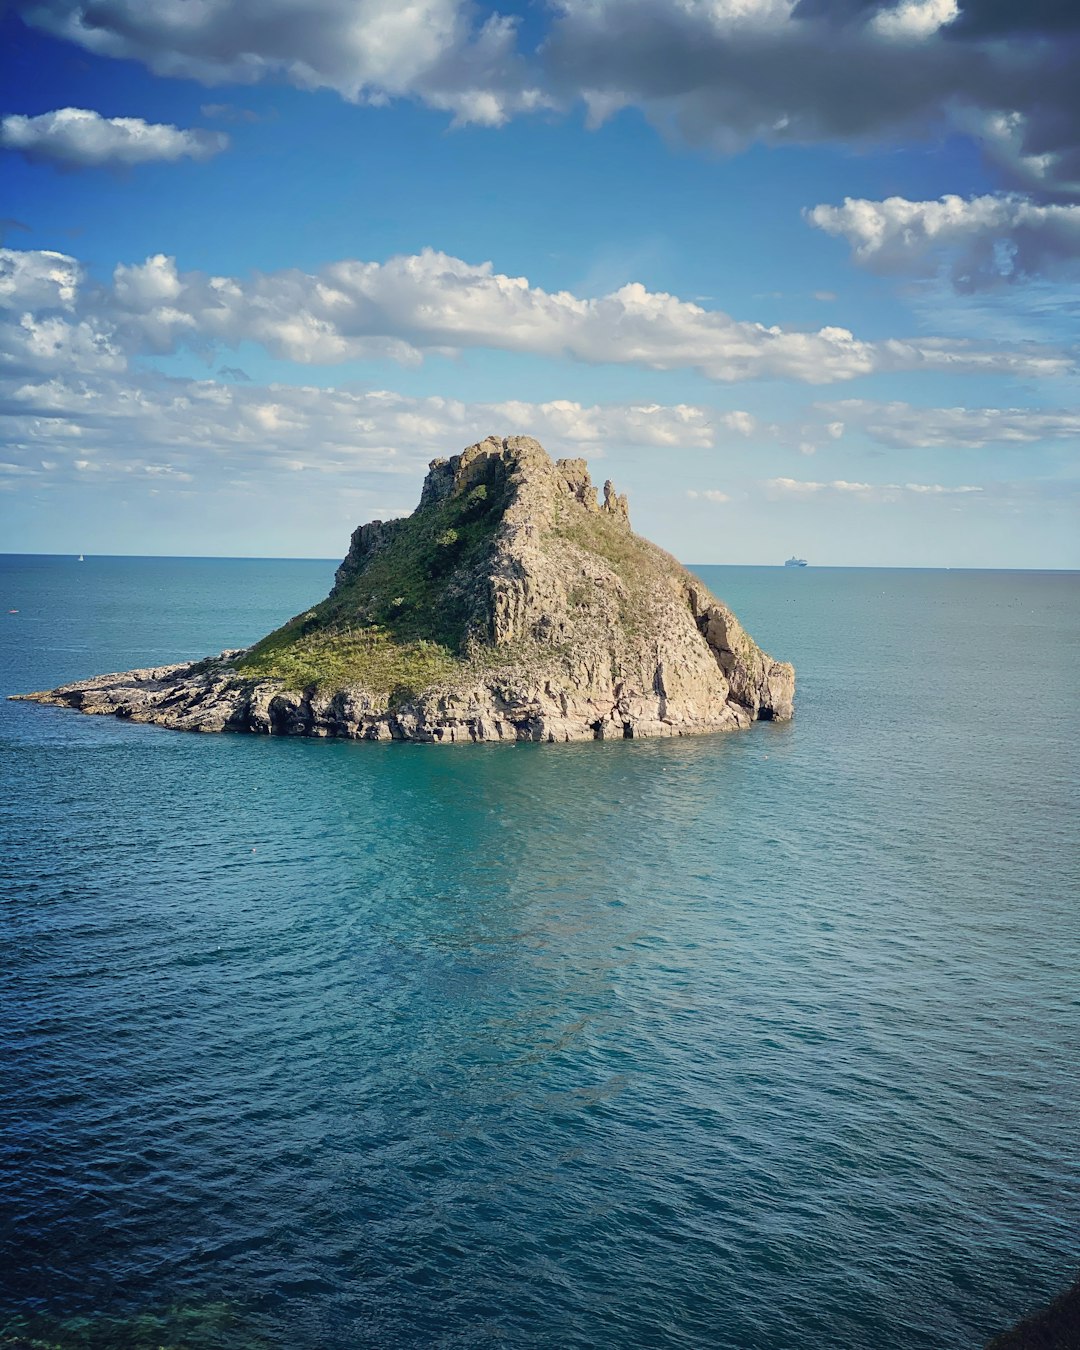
13,435,795,743
986,1275,1080,1350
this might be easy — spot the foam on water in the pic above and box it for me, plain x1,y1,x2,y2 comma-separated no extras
1,557,1077,1348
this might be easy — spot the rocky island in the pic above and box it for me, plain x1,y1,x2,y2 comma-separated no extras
13,436,794,742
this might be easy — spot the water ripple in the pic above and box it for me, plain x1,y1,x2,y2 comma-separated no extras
2,560,1078,1348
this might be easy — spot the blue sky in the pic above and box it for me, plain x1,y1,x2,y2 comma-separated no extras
1,0,1077,566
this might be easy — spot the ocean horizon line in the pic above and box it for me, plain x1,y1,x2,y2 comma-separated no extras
1,552,1077,574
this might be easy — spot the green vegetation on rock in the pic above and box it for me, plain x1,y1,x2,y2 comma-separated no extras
234,459,512,698
237,627,463,703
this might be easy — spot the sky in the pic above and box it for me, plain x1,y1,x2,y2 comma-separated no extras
0,0,1077,567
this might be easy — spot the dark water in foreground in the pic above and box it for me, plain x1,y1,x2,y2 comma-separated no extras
1,556,1077,1349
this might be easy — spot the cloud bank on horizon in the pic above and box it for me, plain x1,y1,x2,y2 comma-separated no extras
1,0,1077,565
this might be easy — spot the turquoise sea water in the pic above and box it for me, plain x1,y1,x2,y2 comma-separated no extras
1,555,1077,1349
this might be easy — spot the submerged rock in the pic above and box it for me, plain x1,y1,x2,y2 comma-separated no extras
12,436,794,743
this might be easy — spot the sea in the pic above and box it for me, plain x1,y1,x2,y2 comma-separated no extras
1,555,1077,1350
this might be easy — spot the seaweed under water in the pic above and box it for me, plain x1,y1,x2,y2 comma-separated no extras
0,1302,271,1350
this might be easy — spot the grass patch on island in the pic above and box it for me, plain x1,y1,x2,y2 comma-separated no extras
234,466,514,700
236,627,464,702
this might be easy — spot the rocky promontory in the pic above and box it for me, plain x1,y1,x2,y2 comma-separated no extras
13,436,794,743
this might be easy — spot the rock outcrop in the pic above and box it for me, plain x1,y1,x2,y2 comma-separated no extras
12,436,794,743
986,1273,1080,1349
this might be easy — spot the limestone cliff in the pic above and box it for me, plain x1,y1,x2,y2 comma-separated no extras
12,436,794,743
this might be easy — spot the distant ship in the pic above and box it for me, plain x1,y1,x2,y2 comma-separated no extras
78,554,84,563
784,556,807,568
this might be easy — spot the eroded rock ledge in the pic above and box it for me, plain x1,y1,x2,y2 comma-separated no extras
13,436,794,743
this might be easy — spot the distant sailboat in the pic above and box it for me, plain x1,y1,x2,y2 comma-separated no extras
78,554,85,563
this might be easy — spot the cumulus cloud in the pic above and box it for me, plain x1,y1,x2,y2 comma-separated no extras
0,108,228,169
811,399,1080,447
956,110,1080,201
718,410,758,435
869,0,958,40
0,249,127,377
687,488,732,502
14,0,547,128
5,244,1067,386
0,247,82,309
808,193,1080,288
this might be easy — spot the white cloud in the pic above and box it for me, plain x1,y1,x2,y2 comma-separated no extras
808,193,1080,288
870,0,958,41
0,370,729,485
719,410,758,435
3,244,1066,387
12,0,1080,192
0,108,228,168
15,1,547,128
0,249,127,376
541,0,1080,196
903,480,982,493
687,488,732,502
812,399,1080,448
764,476,983,500
0,248,82,309
4,313,128,375
113,253,185,307
1,244,1075,504
958,110,1080,202
766,477,874,495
